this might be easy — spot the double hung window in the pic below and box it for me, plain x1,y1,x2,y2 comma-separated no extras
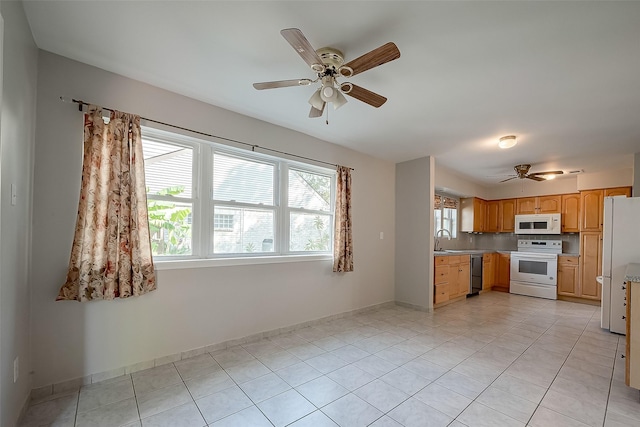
434,194,458,239
142,127,335,260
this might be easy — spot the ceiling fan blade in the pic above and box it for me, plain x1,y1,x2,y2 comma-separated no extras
341,83,387,108
253,79,311,90
500,176,518,183
529,170,564,176
280,28,324,69
309,103,325,118
526,175,546,182
341,42,400,77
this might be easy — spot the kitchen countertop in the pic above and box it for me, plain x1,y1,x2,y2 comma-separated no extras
434,250,577,256
625,263,640,282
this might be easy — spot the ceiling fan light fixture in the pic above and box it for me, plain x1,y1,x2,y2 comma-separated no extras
498,135,517,149
542,174,557,180
308,89,324,110
333,90,348,110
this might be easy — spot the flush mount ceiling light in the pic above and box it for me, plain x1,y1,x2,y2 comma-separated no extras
498,135,518,149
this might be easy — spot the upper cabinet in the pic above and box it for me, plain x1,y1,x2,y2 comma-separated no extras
461,198,486,233
485,200,501,233
580,187,632,232
500,199,516,232
580,189,604,231
605,187,632,198
561,193,581,233
516,195,561,215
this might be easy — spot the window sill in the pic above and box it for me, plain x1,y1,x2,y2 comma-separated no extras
153,254,333,270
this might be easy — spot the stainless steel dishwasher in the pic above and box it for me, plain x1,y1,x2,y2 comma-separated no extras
469,254,483,296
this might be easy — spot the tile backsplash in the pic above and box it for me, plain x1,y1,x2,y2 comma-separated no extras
439,232,580,254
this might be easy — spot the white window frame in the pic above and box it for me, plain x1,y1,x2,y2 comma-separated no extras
142,126,336,265
434,193,458,239
285,164,336,255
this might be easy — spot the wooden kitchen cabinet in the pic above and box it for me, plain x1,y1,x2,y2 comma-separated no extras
485,201,501,233
557,256,580,297
457,256,471,296
538,195,562,213
605,187,632,198
516,197,537,215
494,253,511,292
561,193,581,233
434,256,450,305
482,253,496,290
516,195,561,215
461,198,486,233
625,270,640,389
580,189,604,231
500,199,516,232
580,232,602,300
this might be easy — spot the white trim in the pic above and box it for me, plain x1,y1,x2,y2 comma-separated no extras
153,254,333,270
143,125,336,260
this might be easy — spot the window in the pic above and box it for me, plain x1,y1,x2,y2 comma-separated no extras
434,194,458,239
142,127,335,260
143,137,195,256
288,169,333,252
213,214,234,231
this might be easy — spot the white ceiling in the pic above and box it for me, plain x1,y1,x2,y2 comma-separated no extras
22,1,640,184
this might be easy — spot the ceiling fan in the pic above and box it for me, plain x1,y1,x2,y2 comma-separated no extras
253,28,400,118
500,164,564,183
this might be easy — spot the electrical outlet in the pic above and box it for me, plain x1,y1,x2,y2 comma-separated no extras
13,357,19,383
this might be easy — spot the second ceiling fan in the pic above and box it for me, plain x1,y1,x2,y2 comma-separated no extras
253,28,400,118
500,164,564,183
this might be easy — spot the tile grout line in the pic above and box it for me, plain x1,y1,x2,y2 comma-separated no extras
523,308,604,427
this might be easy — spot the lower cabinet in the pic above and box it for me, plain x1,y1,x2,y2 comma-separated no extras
557,256,580,297
434,255,470,305
580,232,603,301
434,257,450,305
626,278,640,388
482,253,496,290
494,253,511,292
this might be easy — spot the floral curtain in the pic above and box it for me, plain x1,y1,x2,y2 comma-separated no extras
333,165,353,272
57,106,156,302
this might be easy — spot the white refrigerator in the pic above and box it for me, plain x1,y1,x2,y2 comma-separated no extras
602,196,640,334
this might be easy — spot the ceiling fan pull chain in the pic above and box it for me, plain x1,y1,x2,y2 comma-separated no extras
326,105,329,125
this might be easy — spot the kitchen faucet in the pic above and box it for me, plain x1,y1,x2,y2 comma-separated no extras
435,228,452,251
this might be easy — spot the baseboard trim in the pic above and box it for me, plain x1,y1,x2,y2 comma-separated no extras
30,300,397,400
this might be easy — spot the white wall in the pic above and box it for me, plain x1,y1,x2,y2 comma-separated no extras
0,1,38,424
435,162,489,199
30,51,396,388
577,168,633,191
395,156,434,310
485,176,579,200
635,153,640,197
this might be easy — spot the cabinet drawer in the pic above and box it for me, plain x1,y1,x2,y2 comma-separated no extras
459,255,470,265
559,256,579,264
447,255,461,264
434,284,449,304
435,256,449,266
435,265,449,284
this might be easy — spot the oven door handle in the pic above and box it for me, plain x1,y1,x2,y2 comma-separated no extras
511,253,558,260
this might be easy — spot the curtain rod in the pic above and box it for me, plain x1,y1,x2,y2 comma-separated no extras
59,97,354,171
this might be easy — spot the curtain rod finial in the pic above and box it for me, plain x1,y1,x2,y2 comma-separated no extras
60,96,73,103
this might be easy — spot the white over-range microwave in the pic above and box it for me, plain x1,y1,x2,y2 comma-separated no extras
514,213,561,234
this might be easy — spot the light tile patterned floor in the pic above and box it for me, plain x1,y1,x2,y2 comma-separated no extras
20,291,640,426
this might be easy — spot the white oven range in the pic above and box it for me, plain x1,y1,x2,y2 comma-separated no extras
510,239,562,300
